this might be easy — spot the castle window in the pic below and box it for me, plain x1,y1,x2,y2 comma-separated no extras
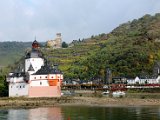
20,86,21,88
23,85,25,88
16,86,18,88
45,76,47,78
40,76,42,79
40,82,42,85
34,77,36,79
52,76,53,79
11,86,12,88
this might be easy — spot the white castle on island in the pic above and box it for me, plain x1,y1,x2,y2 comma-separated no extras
6,40,63,97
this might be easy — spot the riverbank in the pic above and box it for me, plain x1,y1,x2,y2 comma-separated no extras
0,95,160,108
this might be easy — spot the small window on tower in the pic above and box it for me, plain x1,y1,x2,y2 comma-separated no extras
23,85,25,88
20,86,21,88
34,77,36,79
40,82,42,85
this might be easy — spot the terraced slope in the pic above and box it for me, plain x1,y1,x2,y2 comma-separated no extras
42,38,107,76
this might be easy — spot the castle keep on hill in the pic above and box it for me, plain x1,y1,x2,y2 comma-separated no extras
6,40,63,97
46,33,62,48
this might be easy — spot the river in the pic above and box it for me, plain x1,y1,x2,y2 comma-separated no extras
0,106,159,120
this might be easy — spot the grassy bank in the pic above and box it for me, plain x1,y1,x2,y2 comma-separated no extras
0,97,72,108
0,93,160,108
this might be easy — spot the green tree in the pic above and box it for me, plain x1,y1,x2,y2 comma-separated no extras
62,42,68,48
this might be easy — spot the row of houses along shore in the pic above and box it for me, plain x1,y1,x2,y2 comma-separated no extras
62,72,160,92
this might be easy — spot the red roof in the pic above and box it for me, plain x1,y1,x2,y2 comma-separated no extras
32,40,39,49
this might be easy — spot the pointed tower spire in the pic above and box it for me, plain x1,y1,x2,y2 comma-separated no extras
32,37,39,49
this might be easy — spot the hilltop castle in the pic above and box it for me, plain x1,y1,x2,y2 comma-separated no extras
6,40,63,97
46,33,62,49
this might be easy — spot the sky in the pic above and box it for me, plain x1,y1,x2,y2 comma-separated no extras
0,0,160,43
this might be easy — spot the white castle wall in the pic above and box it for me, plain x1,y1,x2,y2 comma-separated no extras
30,74,63,81
7,77,24,83
30,75,48,80
29,74,63,87
25,58,44,73
9,83,29,97
30,80,49,87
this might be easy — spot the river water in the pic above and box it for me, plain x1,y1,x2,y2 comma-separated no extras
0,106,160,120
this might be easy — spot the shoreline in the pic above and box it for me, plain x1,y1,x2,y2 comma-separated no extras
0,96,160,108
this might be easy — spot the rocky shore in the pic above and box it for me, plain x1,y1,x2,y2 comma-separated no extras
0,96,160,108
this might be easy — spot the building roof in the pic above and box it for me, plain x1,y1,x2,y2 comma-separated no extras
32,40,39,49
8,72,26,78
34,64,62,75
25,49,43,59
25,40,43,59
28,64,34,71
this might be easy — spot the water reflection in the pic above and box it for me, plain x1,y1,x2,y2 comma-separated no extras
6,107,62,120
28,107,62,120
61,106,160,120
0,106,160,120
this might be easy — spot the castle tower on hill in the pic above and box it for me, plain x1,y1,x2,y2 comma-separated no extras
46,33,62,49
6,40,63,97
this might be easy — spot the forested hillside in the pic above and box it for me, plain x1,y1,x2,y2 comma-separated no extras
80,13,160,78
43,13,160,80
0,42,31,67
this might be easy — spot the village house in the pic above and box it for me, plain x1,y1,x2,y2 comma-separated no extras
127,76,160,85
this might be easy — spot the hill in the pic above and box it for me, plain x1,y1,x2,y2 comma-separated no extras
0,42,47,68
42,13,160,80
0,42,32,67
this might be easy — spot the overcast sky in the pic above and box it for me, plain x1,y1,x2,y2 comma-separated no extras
0,0,160,43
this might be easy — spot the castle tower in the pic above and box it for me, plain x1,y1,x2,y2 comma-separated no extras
25,40,44,73
55,33,62,48
46,33,62,48
56,33,61,38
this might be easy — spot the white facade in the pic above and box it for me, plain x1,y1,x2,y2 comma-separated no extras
29,74,63,87
30,80,49,87
9,83,29,97
7,73,63,97
25,58,44,73
6,76,24,83
127,76,160,85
